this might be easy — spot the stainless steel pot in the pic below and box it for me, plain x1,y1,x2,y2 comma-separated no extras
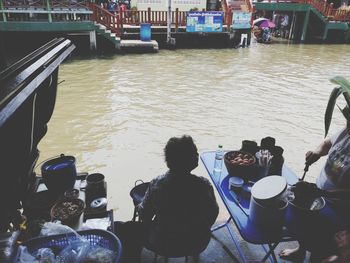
249,176,289,229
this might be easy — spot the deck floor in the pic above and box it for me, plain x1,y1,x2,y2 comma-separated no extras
140,208,310,263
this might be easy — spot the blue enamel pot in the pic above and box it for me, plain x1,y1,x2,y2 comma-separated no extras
41,154,77,195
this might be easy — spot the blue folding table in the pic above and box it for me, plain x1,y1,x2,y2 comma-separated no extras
201,151,349,263
201,151,300,263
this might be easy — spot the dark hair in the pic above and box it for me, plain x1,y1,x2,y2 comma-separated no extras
164,135,198,172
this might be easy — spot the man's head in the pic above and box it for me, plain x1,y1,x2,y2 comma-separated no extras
164,135,199,173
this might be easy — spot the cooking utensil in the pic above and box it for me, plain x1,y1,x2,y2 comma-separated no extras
300,163,310,181
41,154,77,196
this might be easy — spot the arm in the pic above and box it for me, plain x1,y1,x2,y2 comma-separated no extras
323,188,350,200
293,182,350,200
305,137,332,165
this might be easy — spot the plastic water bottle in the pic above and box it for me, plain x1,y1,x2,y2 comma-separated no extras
213,145,224,182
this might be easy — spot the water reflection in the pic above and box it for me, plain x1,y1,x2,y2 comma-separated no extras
38,44,350,219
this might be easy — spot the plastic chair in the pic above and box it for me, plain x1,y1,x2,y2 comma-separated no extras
129,180,149,221
144,230,210,263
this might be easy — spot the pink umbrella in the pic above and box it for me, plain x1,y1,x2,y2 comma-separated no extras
258,20,276,28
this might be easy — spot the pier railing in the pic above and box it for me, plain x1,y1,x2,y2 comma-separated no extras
2,0,89,9
253,0,350,22
0,0,92,22
328,6,350,22
90,3,121,35
119,8,187,26
90,3,236,34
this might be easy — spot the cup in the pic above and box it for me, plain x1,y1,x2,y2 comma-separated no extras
229,177,244,194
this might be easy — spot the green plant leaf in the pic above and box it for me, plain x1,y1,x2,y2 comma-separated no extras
330,76,350,95
325,87,342,137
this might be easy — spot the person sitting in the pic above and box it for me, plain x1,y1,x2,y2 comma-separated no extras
280,110,350,262
138,135,219,256
114,135,219,263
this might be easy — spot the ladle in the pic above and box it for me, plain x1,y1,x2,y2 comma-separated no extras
300,163,310,181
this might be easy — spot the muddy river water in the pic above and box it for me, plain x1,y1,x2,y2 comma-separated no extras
38,43,350,219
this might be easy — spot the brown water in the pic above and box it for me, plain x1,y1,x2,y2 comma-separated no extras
38,43,350,220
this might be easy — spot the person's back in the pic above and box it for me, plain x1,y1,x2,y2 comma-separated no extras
138,135,219,254
146,172,217,250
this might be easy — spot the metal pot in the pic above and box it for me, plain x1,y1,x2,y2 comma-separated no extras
86,173,105,190
249,176,289,229
41,154,77,196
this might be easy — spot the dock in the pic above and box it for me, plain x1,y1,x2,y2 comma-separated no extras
0,0,253,51
120,39,159,52
253,0,350,42
0,0,349,53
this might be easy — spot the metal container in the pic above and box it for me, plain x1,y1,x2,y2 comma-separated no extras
86,173,105,190
41,154,77,196
249,176,288,229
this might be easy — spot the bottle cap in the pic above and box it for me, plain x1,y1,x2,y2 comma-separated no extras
218,145,223,148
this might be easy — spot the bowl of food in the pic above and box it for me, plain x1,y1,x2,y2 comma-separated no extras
224,151,256,179
51,198,85,228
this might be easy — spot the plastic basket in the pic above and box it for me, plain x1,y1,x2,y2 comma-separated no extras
18,229,122,263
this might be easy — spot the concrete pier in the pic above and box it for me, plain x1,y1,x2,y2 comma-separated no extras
120,40,159,52
89,30,97,51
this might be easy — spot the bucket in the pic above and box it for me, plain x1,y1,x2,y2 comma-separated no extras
41,154,77,195
140,23,151,41
249,176,289,230
249,196,288,230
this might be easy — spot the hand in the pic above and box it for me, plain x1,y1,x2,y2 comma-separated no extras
305,151,321,166
292,181,324,198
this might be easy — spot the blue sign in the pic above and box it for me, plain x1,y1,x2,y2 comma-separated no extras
232,12,252,29
186,12,223,33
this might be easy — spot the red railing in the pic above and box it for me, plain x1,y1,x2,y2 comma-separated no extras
328,7,350,21
90,3,121,36
90,4,234,33
257,0,350,22
119,8,187,27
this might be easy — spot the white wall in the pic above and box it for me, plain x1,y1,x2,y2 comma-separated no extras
131,0,206,11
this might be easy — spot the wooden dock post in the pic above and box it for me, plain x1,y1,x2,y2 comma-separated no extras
289,11,296,40
175,8,179,32
89,30,97,51
148,7,151,23
45,0,52,23
301,9,310,42
0,0,7,22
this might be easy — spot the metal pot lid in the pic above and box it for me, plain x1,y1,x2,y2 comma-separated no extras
90,197,107,209
251,176,287,201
